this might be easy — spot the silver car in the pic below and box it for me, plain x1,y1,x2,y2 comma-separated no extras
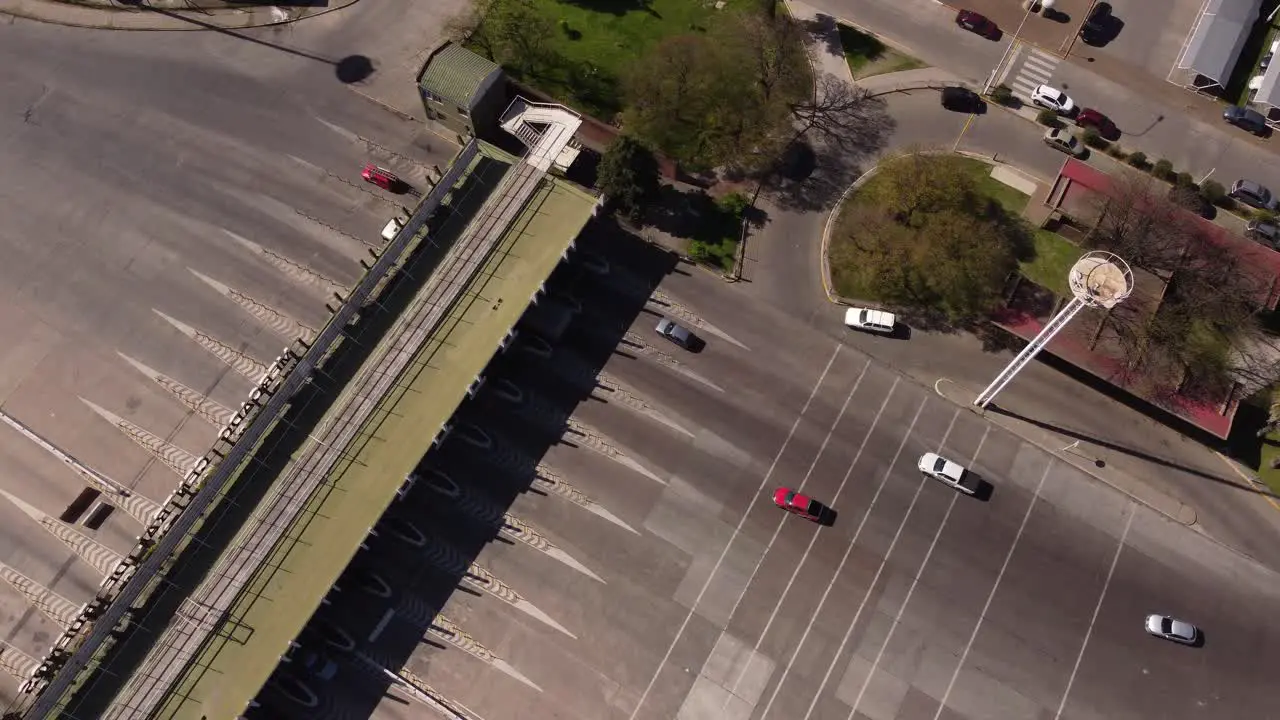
1144,614,1199,645
655,316,697,350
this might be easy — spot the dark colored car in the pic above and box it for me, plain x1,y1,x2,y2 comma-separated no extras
955,9,997,38
1080,2,1113,45
1247,218,1280,247
1075,108,1118,139
1230,179,1276,210
941,86,985,114
1223,105,1268,136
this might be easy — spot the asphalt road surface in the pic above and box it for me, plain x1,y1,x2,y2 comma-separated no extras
264,230,1280,720
0,6,457,703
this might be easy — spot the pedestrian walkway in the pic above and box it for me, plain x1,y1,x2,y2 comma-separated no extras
784,0,856,88
999,42,1062,101
0,0,353,30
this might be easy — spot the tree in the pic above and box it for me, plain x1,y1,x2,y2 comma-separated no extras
830,154,1024,321
465,0,556,78
598,135,661,222
789,76,894,158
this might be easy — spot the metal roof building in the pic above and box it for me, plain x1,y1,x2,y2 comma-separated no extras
1176,0,1263,86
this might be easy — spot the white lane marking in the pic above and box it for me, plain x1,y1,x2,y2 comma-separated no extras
759,387,913,720
1053,506,1135,720
708,359,870,713
848,410,962,715
627,343,843,720
853,494,959,714
932,461,1054,720
800,398,931,720
721,374,898,711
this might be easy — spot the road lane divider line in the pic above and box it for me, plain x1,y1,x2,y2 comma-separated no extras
1053,505,1135,720
932,461,1053,720
627,342,843,720
849,410,965,716
799,397,930,720
725,375,901,713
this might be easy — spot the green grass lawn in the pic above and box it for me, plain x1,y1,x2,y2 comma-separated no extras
1020,229,1079,297
956,158,1031,215
478,0,752,118
836,23,926,80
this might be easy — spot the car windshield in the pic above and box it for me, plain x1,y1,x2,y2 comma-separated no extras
1161,618,1173,633
858,310,870,323
784,491,796,504
932,458,947,472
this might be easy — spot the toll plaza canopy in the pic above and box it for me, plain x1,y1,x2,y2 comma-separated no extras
1176,0,1263,86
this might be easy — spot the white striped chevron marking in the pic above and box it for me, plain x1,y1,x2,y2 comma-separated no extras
79,398,199,478
0,562,78,627
0,489,123,576
152,310,268,381
187,269,317,343
116,353,234,428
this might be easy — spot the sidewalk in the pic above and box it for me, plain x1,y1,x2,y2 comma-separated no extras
0,0,356,30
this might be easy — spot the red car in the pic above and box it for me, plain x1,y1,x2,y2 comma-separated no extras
773,487,827,522
955,9,998,38
1075,108,1119,139
361,164,401,191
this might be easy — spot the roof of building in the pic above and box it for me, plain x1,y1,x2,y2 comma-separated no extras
1006,158,1280,439
145,142,598,719
1057,158,1280,310
419,42,502,108
1176,0,1262,85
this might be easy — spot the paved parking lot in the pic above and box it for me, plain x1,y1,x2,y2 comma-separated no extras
1082,0,1209,79
259,227,1280,720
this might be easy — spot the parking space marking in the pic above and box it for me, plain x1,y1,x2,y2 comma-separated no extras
849,410,963,716
799,398,931,720
627,343,843,720
932,461,1053,720
1053,505,1135,720
721,375,899,712
706,358,870,687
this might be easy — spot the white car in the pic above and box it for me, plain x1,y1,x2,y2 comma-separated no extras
1030,84,1075,115
1043,128,1085,156
1145,614,1199,645
844,307,896,334
917,452,981,495
381,211,409,242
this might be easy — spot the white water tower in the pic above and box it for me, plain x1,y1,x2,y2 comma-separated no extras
974,251,1132,408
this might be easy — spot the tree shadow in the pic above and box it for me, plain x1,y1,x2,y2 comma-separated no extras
556,0,660,17
765,137,864,213
802,13,845,58
988,404,1280,498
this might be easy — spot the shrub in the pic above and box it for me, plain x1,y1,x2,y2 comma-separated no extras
1127,151,1149,170
1036,109,1061,127
990,84,1014,106
1105,144,1127,159
1152,159,1175,182
1175,171,1196,189
1200,179,1226,205
1081,127,1108,149
716,191,752,219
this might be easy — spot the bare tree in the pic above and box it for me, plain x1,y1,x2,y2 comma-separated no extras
1086,172,1193,271
789,76,894,156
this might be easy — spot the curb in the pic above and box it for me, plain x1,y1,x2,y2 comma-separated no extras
820,149,1201,529
0,0,359,30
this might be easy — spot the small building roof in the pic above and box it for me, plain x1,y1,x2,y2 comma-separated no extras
1176,0,1262,86
419,42,501,108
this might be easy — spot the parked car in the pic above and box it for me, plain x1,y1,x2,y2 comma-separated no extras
772,487,828,523
917,453,981,495
1262,39,1279,71
381,211,409,242
941,86,985,113
655,316,699,350
1030,84,1076,115
1223,105,1268,135
1230,179,1277,210
844,307,896,334
1075,108,1118,139
954,9,997,38
1043,128,1086,157
1247,218,1280,246
1144,614,1199,646
1079,1,1112,45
